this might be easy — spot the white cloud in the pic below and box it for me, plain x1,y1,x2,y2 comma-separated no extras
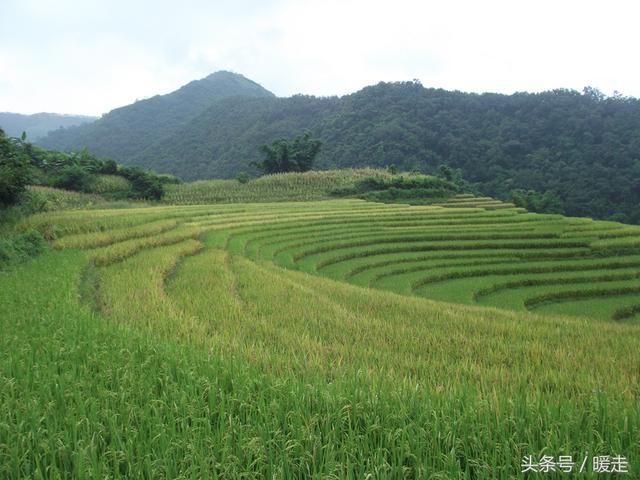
1,0,639,115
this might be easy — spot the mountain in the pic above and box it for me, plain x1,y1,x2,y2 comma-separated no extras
0,112,97,140
39,71,275,160
131,82,640,223
130,94,340,179
37,74,640,223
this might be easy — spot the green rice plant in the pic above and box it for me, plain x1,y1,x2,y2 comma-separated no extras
474,270,640,303
53,219,179,249
612,303,640,320
3,197,640,477
591,235,640,249
26,184,102,205
89,225,204,266
96,239,204,338
539,294,640,321
480,277,640,317
313,244,593,274
91,174,132,193
163,168,396,204
410,256,640,293
525,283,640,311
291,238,592,274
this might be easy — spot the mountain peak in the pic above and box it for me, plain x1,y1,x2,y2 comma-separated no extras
39,71,275,158
195,70,275,97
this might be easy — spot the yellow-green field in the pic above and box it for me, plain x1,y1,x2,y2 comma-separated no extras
162,168,396,204
2,196,639,478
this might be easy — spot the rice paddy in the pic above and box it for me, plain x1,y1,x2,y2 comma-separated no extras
3,193,640,477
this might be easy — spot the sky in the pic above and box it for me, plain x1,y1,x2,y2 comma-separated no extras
1,0,638,116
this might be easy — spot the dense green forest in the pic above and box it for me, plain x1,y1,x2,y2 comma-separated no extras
40,71,274,160
39,74,640,223
131,83,640,222
0,112,97,141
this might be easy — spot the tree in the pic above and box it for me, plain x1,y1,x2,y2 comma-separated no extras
252,130,322,174
0,129,31,206
54,164,93,192
119,166,164,200
436,164,453,181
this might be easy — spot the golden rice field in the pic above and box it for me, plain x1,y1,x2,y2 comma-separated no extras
2,195,640,478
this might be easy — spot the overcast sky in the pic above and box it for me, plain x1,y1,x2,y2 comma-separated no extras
1,0,638,116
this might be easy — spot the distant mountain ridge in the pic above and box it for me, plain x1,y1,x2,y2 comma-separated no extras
0,112,97,140
39,71,275,159
36,73,640,223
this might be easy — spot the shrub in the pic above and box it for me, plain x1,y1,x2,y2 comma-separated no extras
99,159,119,174
54,165,94,192
0,230,46,269
236,172,250,184
119,166,164,200
157,174,182,185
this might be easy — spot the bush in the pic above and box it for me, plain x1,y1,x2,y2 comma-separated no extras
0,230,46,269
54,165,94,192
510,189,564,214
157,174,182,185
119,166,164,200
236,172,250,184
99,159,119,174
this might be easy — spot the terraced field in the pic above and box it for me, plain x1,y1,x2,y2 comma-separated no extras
4,195,640,477
22,196,640,323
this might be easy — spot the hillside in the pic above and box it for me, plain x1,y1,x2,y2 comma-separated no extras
39,71,275,160
161,168,460,204
0,112,97,140
3,193,639,477
37,76,640,223
135,83,640,223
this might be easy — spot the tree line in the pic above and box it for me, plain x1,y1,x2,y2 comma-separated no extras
0,128,172,208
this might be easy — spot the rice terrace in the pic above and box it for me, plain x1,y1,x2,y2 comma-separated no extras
1,167,639,478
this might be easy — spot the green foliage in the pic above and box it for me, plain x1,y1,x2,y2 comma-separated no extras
236,171,250,184
253,130,322,174
0,129,31,206
53,164,94,192
510,189,564,214
99,158,118,174
0,127,167,203
0,229,46,269
157,173,182,185
332,174,460,204
119,166,164,200
47,79,638,223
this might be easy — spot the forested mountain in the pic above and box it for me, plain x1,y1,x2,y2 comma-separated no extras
0,112,97,140
131,82,640,222
131,95,340,180
39,71,275,160
38,75,640,223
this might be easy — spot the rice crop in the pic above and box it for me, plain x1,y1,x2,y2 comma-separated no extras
3,194,640,477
